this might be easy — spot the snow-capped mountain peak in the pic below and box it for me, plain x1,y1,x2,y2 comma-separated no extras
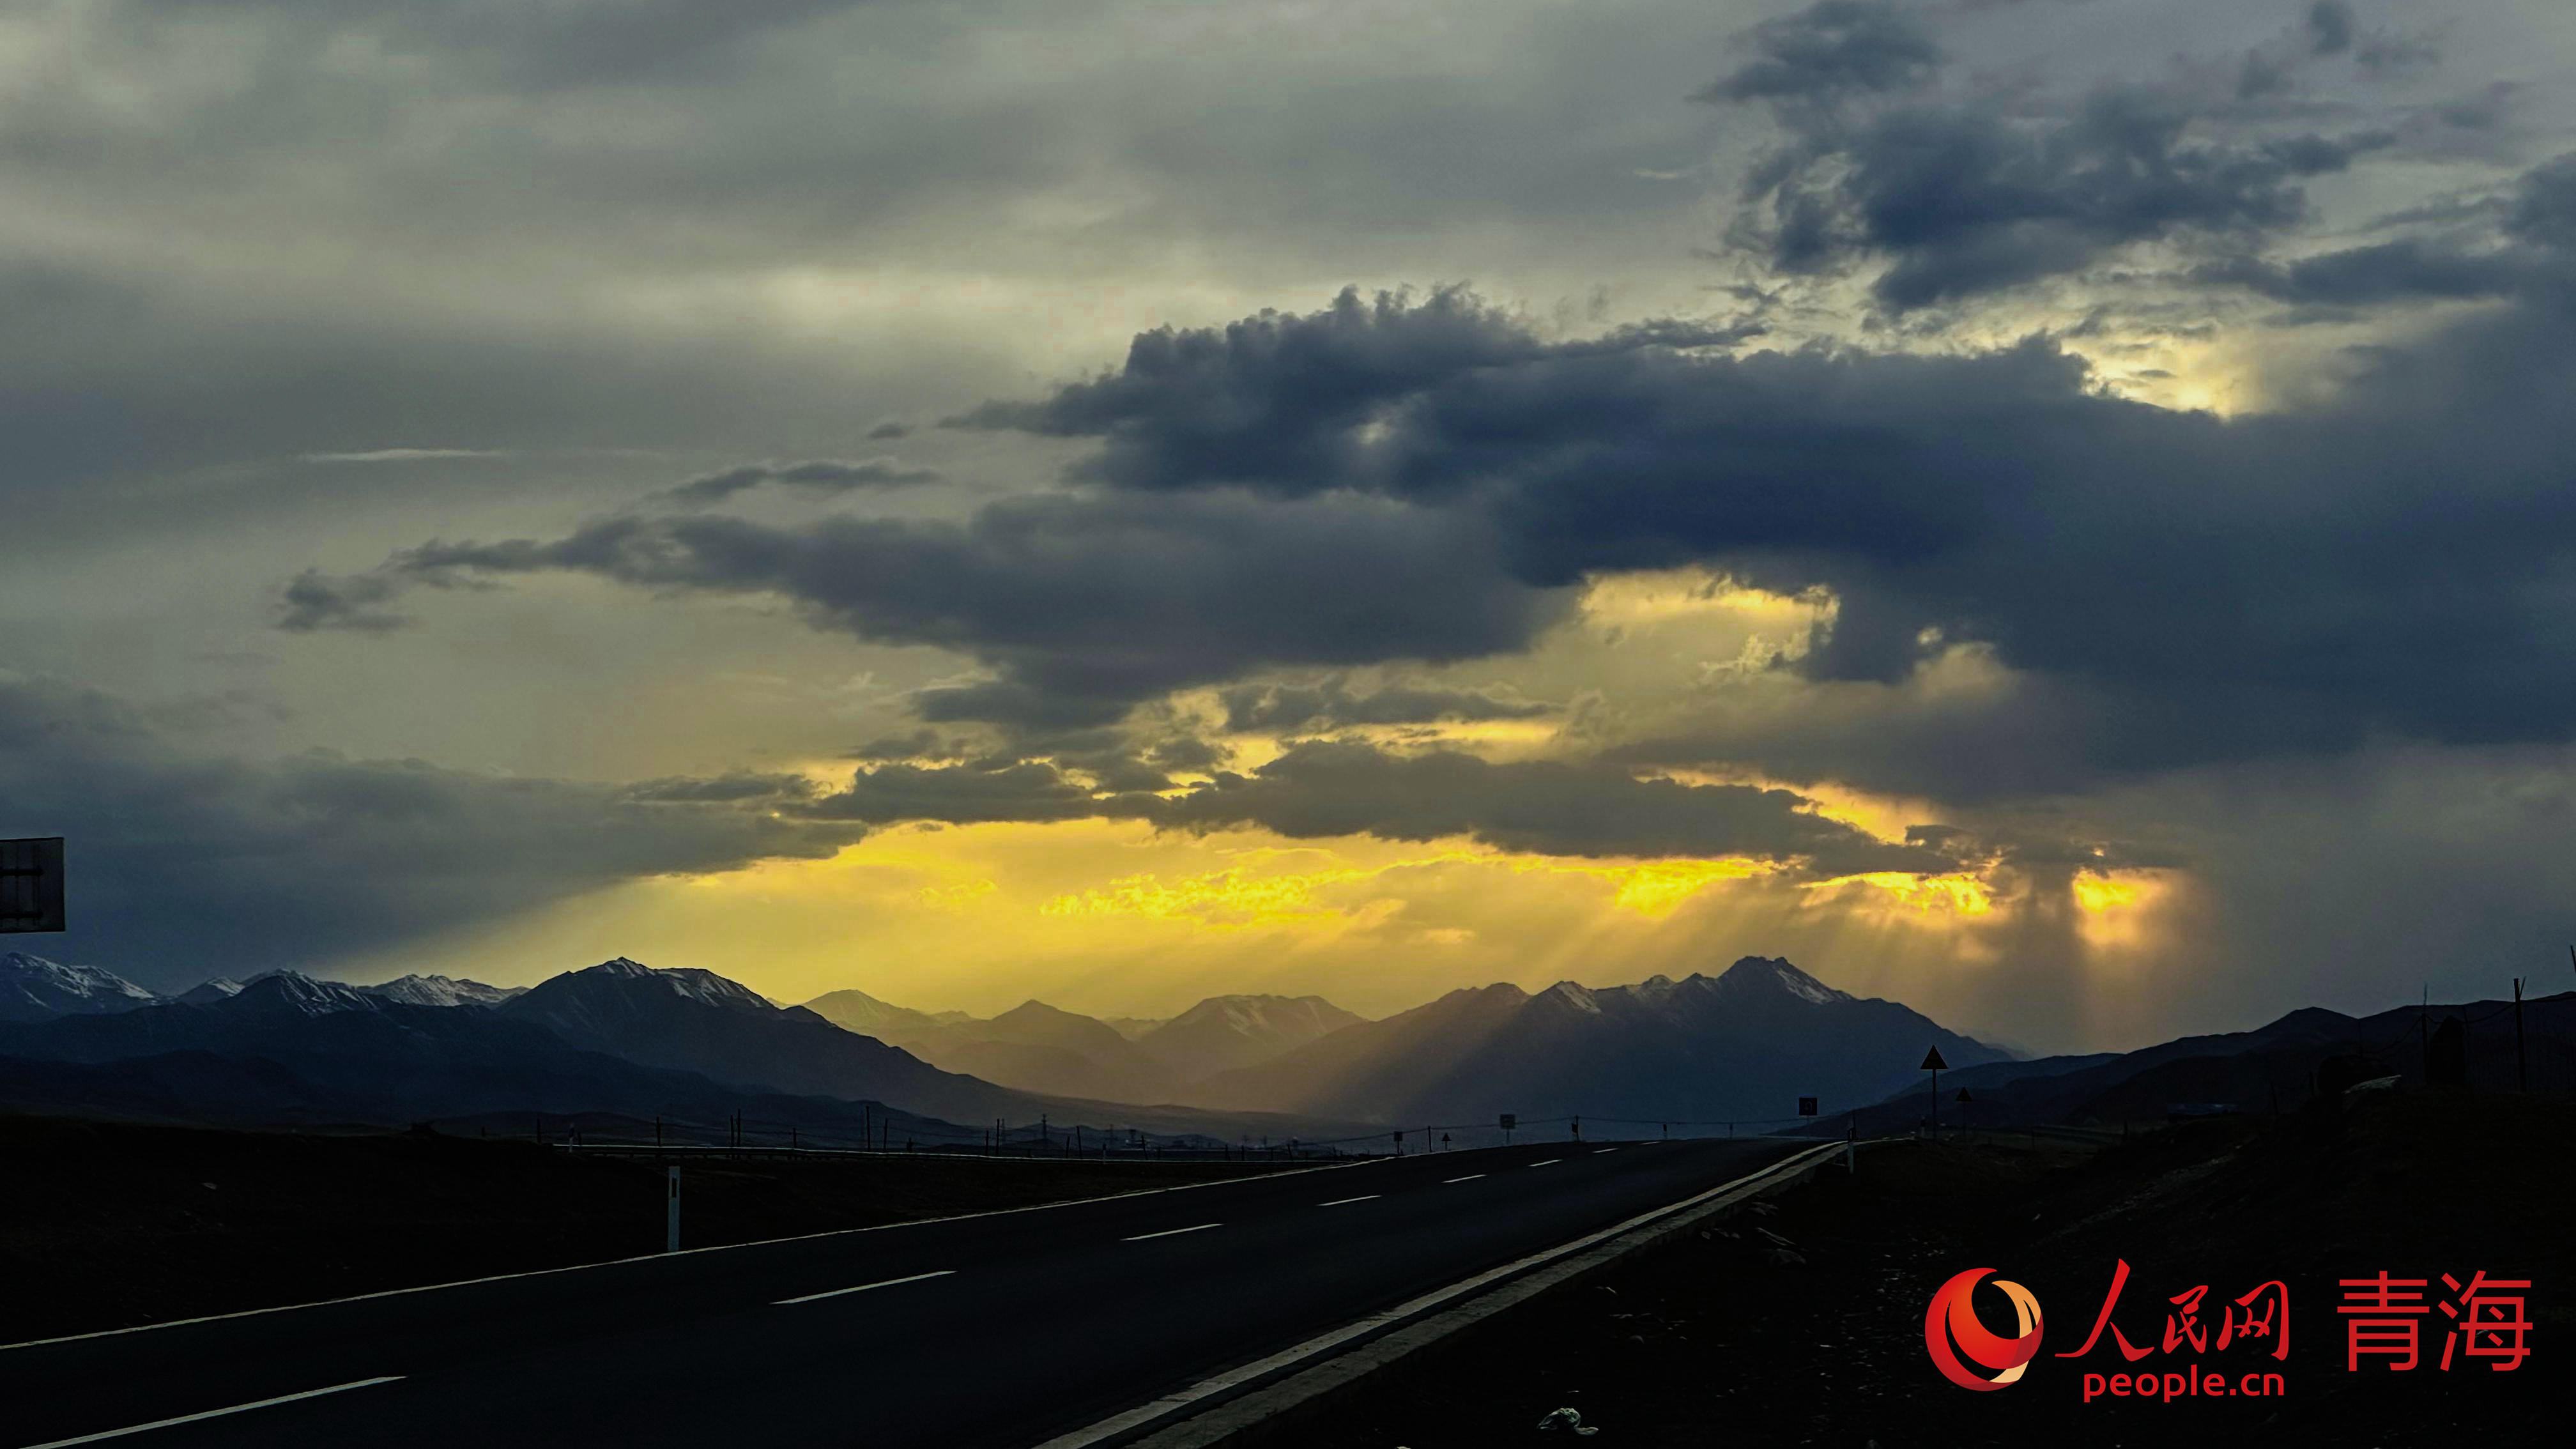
1714,955,1849,1006
224,970,383,1016
1538,980,1603,1014
575,958,779,1014
175,978,245,1005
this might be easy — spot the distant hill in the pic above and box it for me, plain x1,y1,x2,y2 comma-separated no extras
1195,958,2009,1125
1840,991,2576,1131
1134,995,1365,1082
800,988,1367,1103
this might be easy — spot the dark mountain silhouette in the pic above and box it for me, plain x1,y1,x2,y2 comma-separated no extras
0,971,891,1129
1195,958,2007,1124
1842,990,2576,1131
496,958,1039,1125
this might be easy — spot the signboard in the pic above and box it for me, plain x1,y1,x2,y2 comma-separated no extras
1498,1113,1517,1131
1798,1096,1819,1117
0,837,65,933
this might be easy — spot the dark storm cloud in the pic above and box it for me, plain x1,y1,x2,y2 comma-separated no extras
796,758,1104,826
663,457,942,506
304,489,1568,728
949,288,1762,496
0,673,862,988
1216,678,1551,734
1698,0,1942,104
793,740,1948,876
940,210,2576,785
2195,153,2576,308
304,178,2576,788
1705,2,2399,309
1148,741,1949,875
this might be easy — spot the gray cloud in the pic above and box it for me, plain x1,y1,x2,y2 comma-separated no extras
109,0,883,89
275,568,416,634
664,457,942,506
1705,3,2402,309
1216,678,1551,734
0,673,863,988
1699,1,1942,104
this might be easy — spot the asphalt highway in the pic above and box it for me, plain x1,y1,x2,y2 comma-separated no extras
2,1136,1805,1448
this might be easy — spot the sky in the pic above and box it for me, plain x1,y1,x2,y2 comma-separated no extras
7,0,2576,1053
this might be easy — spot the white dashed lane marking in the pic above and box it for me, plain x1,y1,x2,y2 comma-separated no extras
1318,1195,1381,1207
1123,1223,1222,1242
1441,1174,1485,1184
775,1270,956,1305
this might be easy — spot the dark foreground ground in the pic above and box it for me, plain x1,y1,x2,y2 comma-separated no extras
4,1137,1798,1448
0,1112,1283,1342
1294,1091,2568,1447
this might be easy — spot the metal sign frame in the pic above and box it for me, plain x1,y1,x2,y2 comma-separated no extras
0,837,65,933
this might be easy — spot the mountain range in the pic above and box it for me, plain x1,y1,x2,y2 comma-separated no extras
6,949,2561,1144
801,988,1362,1101
1188,958,2008,1124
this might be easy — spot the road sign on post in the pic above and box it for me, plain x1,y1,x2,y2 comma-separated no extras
1920,1045,1949,1138
1798,1096,1818,1117
1499,1113,1515,1145
0,837,65,933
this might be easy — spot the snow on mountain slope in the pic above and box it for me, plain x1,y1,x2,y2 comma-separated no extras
218,972,383,1017
174,979,245,1006
357,974,524,1008
0,952,160,1022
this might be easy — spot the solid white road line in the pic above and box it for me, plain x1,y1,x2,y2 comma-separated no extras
1123,1223,1222,1241
1317,1195,1381,1207
1036,1140,1847,1449
1441,1174,1485,1183
20,1377,405,1448
774,1269,955,1305
1528,1159,1560,1167
1593,1147,1618,1154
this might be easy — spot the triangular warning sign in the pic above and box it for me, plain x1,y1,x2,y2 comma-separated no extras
1955,1087,1974,1102
1920,1045,1949,1071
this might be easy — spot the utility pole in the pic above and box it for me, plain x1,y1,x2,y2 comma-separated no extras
2513,976,2529,1092
2419,985,2430,1084
666,1167,681,1253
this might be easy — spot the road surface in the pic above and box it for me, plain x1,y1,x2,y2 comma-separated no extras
3,1137,1804,1448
